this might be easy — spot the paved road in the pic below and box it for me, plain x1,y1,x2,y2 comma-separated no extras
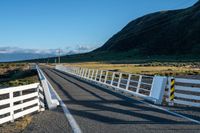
23,108,72,133
42,67,200,133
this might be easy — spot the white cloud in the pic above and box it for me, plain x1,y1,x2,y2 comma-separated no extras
0,44,98,55
0,45,99,62
0,47,45,54
75,45,97,53
0,47,65,55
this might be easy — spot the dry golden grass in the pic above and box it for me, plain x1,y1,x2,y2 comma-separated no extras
58,62,200,76
0,63,37,132
0,63,29,75
0,115,32,133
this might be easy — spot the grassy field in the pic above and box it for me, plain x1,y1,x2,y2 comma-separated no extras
0,63,38,132
58,62,200,76
0,63,28,75
0,63,39,88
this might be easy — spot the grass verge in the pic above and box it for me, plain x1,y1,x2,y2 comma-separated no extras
58,62,200,76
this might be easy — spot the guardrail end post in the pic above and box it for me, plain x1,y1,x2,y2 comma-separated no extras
168,77,175,106
150,76,167,105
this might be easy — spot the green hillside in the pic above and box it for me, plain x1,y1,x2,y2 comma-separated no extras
94,0,200,55
23,1,200,63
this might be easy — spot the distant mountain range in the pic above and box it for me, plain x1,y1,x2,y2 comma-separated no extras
0,53,54,62
15,1,200,63
0,47,86,62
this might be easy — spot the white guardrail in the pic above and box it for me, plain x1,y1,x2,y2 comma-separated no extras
0,83,44,124
36,65,59,109
56,65,167,105
166,77,200,107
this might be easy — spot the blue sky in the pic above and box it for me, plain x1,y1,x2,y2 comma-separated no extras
0,0,198,56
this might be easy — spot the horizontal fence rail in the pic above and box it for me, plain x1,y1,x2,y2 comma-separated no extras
0,83,44,124
166,77,200,107
55,65,167,104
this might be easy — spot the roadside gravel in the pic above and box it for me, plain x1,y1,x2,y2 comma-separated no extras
23,107,72,133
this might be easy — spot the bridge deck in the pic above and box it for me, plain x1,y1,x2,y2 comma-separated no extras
42,67,200,133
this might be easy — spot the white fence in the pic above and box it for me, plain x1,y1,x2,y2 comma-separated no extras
36,65,59,109
56,65,167,104
0,83,44,124
166,77,200,107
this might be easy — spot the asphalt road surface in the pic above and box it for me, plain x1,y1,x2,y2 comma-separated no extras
42,67,200,133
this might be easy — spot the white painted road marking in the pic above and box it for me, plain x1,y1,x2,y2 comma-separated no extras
72,73,200,125
136,99,200,124
46,77,82,133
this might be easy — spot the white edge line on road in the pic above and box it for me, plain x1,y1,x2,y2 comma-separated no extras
133,98,200,125
58,69,200,125
110,84,200,125
44,70,82,133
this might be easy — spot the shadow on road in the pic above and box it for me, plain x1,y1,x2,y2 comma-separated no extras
42,68,198,125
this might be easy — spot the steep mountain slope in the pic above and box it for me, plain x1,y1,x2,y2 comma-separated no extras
93,1,200,56
21,1,200,63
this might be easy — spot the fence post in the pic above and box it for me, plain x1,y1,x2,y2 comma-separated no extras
37,85,41,112
10,91,14,122
20,90,23,111
37,85,45,112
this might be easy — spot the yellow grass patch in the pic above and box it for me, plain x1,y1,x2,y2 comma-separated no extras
59,62,200,76
0,115,32,133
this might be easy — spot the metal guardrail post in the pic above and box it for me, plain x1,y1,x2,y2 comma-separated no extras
136,75,142,93
117,73,122,88
126,74,131,90
104,71,109,84
81,68,84,77
99,70,103,82
110,72,115,85
78,68,80,75
91,69,95,79
95,70,98,81
81,69,85,77
84,69,88,78
87,69,90,78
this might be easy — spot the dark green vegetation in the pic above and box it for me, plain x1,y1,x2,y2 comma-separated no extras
95,1,200,55
0,63,39,87
24,1,200,63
